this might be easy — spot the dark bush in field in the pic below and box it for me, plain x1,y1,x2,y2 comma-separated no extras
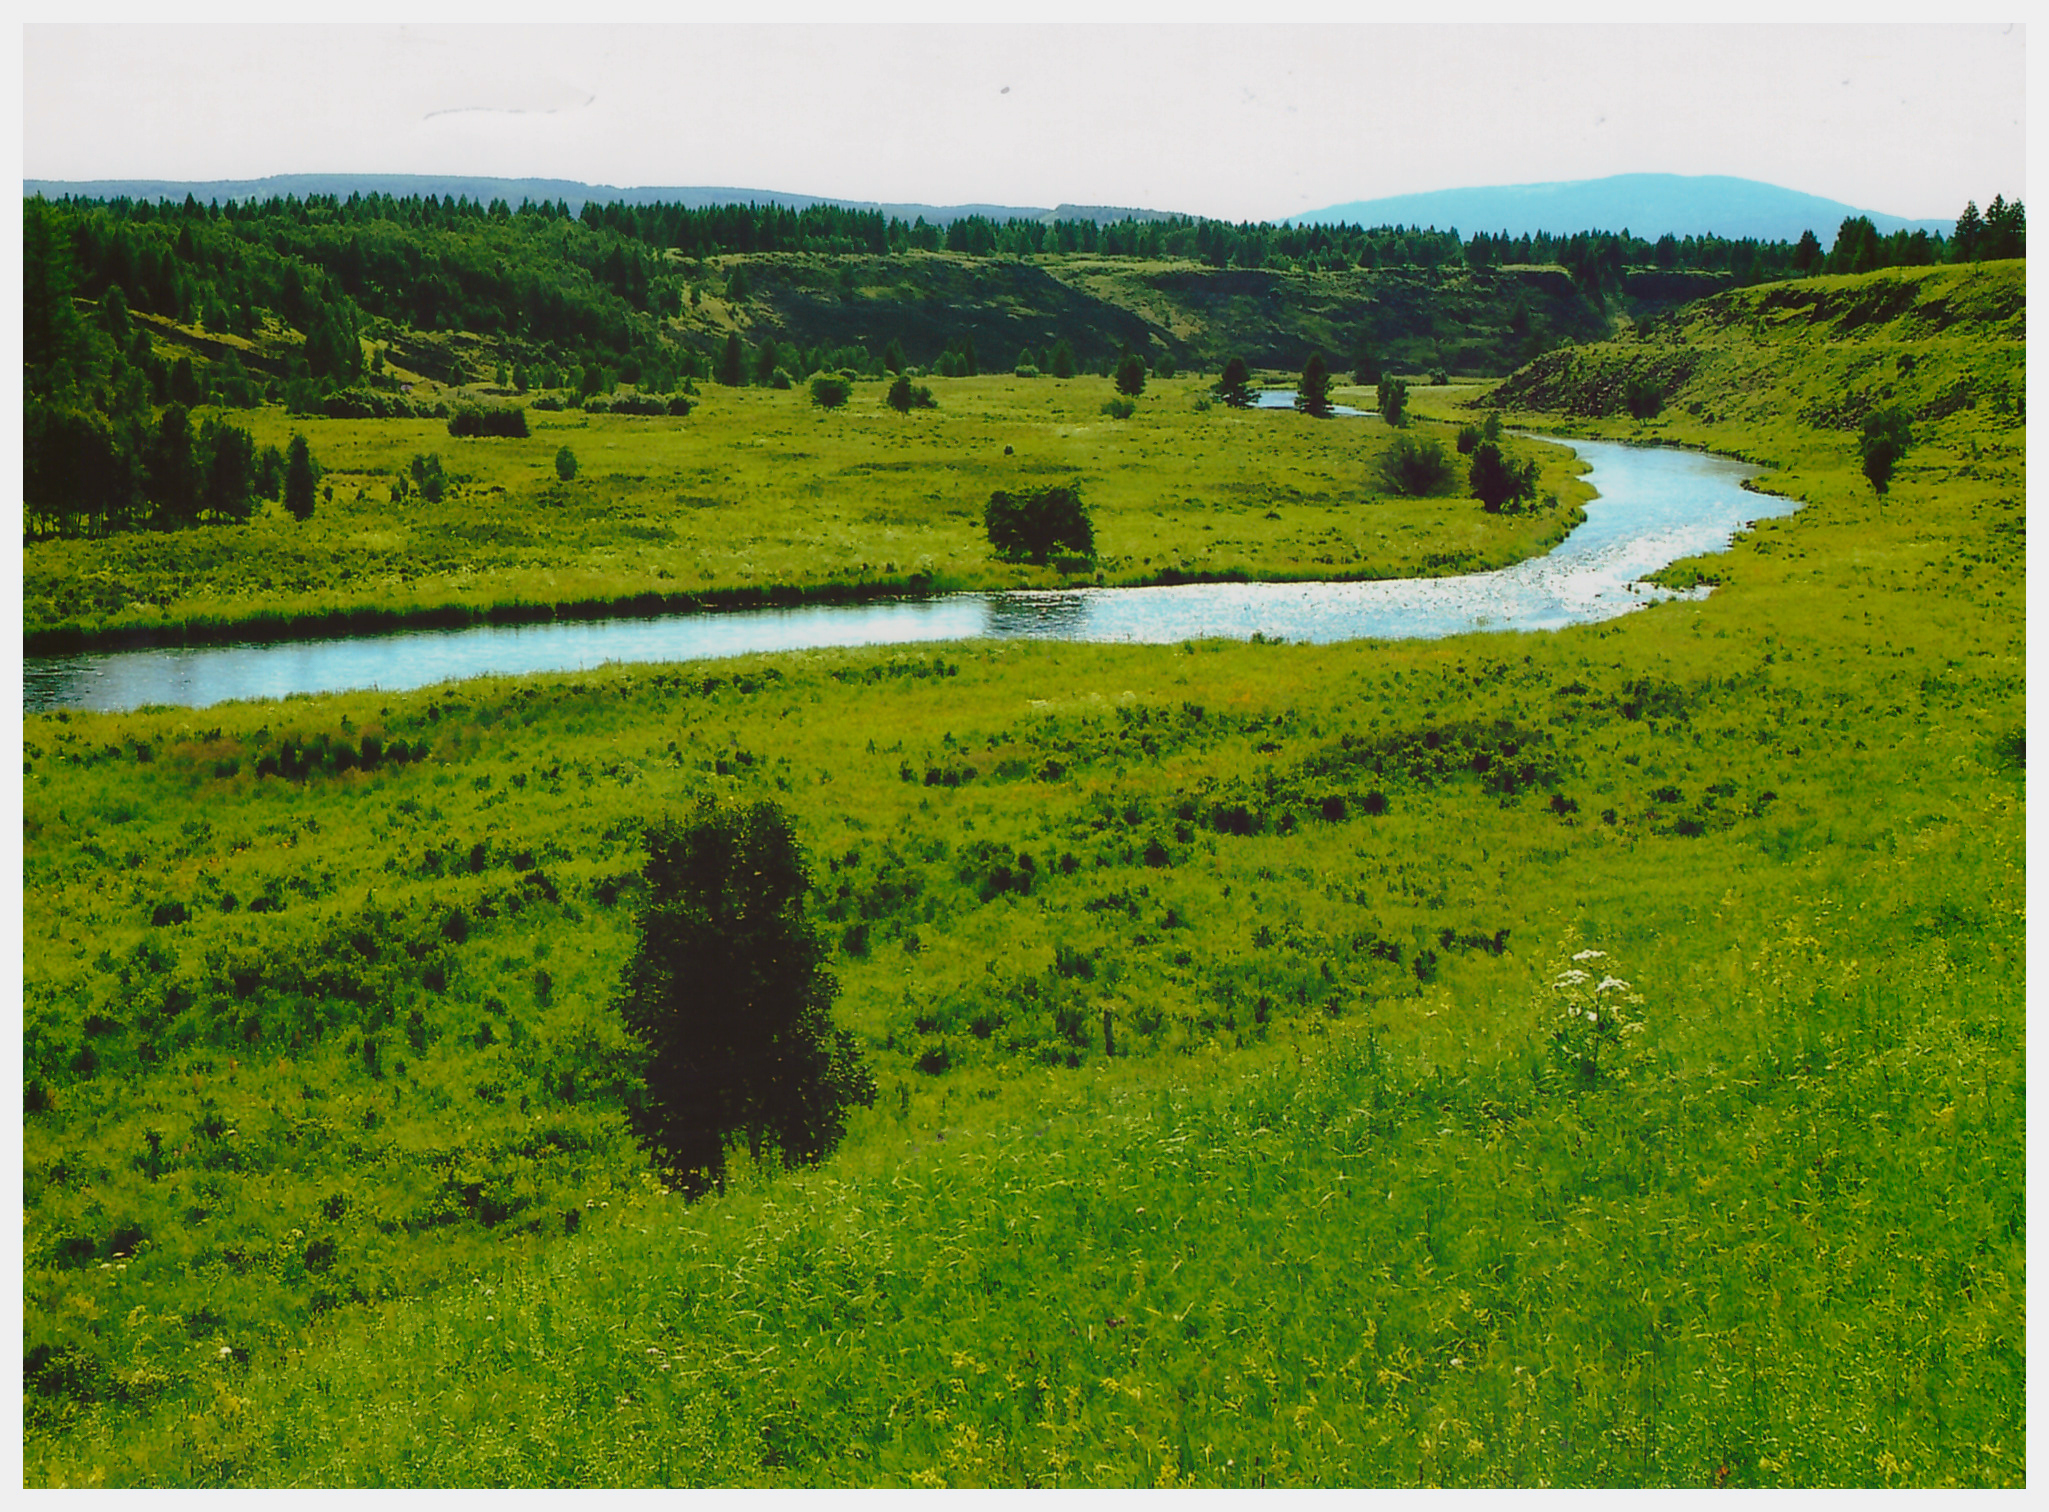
810,374,853,409
1469,440,1541,512
1376,433,1455,495
583,392,674,417
447,405,531,438
885,375,936,412
1215,356,1252,407
985,485,1095,562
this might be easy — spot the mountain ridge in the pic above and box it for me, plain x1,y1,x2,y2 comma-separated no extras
1289,173,1952,244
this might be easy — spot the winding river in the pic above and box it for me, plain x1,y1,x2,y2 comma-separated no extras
22,429,1792,715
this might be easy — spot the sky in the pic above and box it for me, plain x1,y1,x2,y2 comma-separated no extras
18,21,2031,228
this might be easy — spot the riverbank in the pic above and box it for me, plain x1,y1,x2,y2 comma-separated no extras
24,437,1756,714
23,374,1588,654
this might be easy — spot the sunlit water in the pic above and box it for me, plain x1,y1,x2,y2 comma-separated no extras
22,432,1792,714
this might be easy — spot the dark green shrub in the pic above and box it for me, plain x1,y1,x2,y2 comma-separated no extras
1215,356,1252,407
809,374,853,409
554,447,577,482
1376,433,1454,495
1469,441,1541,512
1377,376,1409,427
1101,397,1136,420
447,406,530,438
885,375,936,413
985,485,1094,562
410,453,446,503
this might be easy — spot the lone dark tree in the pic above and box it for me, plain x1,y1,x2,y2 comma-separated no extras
1377,375,1409,427
1114,353,1148,397
1215,356,1252,408
886,374,936,413
986,484,1094,562
1468,440,1540,512
1860,407,1912,500
284,434,319,520
555,446,578,481
718,332,745,387
1295,352,1332,417
617,801,875,1198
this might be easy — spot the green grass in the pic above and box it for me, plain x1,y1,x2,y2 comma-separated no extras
21,263,2024,1486
24,374,1589,650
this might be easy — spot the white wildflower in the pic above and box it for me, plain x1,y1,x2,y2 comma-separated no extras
1554,968,1590,988
1595,976,1632,994
1571,949,1607,962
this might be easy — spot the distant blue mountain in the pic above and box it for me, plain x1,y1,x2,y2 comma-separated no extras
20,174,1185,228
1289,174,1951,245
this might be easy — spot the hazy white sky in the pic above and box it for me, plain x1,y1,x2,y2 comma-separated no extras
21,22,2028,223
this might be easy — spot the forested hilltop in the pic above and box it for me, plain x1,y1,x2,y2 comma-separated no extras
23,188,2019,547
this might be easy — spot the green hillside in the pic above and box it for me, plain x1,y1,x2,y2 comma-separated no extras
22,263,2024,1487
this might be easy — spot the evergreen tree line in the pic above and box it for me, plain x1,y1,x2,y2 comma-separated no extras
24,199,321,539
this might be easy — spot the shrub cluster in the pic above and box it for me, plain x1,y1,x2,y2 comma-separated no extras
885,375,937,412
252,730,430,782
316,388,445,421
447,405,531,438
582,392,689,417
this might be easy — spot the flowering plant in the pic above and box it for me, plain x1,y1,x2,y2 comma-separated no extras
1543,944,1647,1086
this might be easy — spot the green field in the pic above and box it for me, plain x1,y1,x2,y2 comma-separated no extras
23,373,1587,651
21,263,2024,1486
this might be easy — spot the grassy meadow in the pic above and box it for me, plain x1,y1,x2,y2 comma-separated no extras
21,263,2024,1486
23,373,1585,651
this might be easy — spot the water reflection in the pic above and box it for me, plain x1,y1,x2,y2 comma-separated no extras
23,438,1794,714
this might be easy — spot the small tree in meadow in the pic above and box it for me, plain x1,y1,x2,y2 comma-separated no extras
1114,353,1148,397
617,801,875,1198
1860,406,1912,498
1377,375,1409,427
555,446,578,481
1469,440,1541,512
985,484,1094,563
810,373,853,409
284,434,319,520
1215,356,1252,408
1295,352,1332,417
409,452,446,503
886,374,936,413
